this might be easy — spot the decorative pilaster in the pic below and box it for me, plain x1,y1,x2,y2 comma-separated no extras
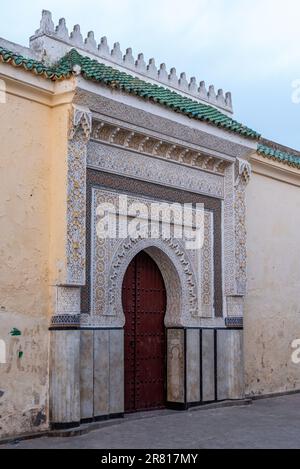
234,158,251,296
225,158,251,322
66,105,92,286
201,211,214,318
49,106,91,430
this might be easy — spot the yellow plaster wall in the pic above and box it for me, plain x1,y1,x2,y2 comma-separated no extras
49,104,70,286
245,164,300,396
0,80,73,438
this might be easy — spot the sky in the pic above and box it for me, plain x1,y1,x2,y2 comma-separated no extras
1,0,300,150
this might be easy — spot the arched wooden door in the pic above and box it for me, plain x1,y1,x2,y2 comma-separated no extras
122,251,167,413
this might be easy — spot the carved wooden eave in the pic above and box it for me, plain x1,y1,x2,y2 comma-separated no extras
90,119,233,176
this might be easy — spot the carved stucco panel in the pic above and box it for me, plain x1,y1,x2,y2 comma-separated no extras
201,210,214,318
66,105,92,286
87,141,224,199
88,187,203,328
223,164,235,297
64,115,250,324
66,102,251,326
54,286,81,315
91,120,228,175
107,236,199,327
223,158,251,314
234,158,251,296
50,286,81,327
226,296,244,318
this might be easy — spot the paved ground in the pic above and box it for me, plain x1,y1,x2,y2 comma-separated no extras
2,394,300,449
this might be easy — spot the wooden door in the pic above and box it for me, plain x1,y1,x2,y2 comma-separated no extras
123,251,166,412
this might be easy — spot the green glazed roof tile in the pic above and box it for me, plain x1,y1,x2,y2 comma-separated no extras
1,45,260,139
0,46,72,80
59,49,260,139
3,45,300,170
257,144,300,169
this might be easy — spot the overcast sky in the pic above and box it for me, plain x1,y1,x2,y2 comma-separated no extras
1,0,300,150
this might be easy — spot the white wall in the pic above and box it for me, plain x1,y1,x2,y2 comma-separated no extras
245,162,300,396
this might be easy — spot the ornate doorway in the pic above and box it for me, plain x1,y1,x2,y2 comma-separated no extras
122,251,167,413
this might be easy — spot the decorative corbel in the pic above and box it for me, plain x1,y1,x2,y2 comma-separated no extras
69,105,92,142
235,158,252,186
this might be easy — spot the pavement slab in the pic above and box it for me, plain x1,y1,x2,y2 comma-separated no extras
1,394,300,449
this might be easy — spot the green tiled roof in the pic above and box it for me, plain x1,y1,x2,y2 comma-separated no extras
257,144,300,169
2,46,300,171
0,46,71,80
61,49,260,139
0,46,260,139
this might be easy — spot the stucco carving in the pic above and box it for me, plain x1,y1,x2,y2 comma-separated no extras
167,329,185,403
87,187,205,328
88,141,224,199
69,105,93,142
54,286,81,315
236,158,252,185
226,296,244,318
201,211,214,317
234,158,251,295
107,236,199,327
51,286,81,328
91,120,228,175
223,164,236,296
223,159,251,302
66,105,92,285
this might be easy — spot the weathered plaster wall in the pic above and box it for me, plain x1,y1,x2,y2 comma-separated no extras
245,165,300,396
0,84,72,438
0,91,52,438
48,104,73,287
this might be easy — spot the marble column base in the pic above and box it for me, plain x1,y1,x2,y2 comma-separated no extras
49,329,81,428
166,327,245,408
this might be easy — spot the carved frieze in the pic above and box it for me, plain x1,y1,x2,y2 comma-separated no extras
91,120,228,176
88,142,225,199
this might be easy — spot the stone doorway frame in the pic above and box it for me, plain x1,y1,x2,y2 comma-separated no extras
49,105,252,428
